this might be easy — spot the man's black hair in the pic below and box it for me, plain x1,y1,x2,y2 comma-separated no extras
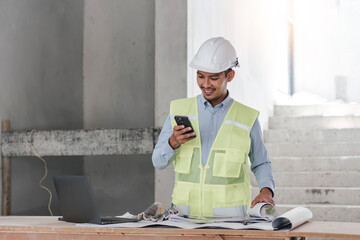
225,68,232,77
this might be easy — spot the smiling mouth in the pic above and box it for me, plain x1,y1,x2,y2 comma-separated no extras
203,88,215,94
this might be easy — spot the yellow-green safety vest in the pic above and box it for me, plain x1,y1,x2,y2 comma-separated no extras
170,97,259,217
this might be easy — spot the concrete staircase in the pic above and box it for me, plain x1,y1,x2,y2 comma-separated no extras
252,103,360,222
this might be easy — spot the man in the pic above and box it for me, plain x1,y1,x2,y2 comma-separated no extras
152,37,275,218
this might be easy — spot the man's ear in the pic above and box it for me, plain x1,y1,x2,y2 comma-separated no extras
227,70,235,83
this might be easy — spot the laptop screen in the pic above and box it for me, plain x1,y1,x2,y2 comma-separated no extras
53,175,101,224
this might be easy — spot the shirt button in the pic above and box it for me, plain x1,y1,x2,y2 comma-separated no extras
211,131,214,135
212,115,215,118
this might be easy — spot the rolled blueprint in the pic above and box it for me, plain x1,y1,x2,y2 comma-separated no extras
247,203,277,220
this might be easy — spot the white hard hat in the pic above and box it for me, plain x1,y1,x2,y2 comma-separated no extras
190,37,239,73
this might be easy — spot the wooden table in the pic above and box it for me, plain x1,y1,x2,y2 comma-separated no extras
0,216,359,240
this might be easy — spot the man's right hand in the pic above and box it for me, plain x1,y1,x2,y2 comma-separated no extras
169,125,196,149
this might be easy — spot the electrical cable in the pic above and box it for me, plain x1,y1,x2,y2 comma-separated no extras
28,129,53,216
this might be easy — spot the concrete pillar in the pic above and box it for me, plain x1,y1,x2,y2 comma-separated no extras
154,0,187,208
83,0,155,215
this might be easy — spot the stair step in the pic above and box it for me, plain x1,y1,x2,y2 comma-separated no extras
251,171,360,187
264,128,360,143
251,187,360,205
270,156,360,172
269,115,360,129
266,142,360,157
275,204,360,222
274,104,360,117
264,104,360,224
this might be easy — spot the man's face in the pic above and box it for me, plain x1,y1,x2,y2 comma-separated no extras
196,70,234,106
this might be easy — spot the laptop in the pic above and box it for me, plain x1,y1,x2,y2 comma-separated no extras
53,175,140,225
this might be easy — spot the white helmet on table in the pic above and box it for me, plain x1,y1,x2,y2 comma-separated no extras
190,37,239,73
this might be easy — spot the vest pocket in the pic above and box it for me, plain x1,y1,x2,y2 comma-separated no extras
212,150,244,178
172,184,190,205
213,187,242,207
174,146,193,174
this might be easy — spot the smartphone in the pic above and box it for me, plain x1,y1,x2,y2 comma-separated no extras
174,115,196,138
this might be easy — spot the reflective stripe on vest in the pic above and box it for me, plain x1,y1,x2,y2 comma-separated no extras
170,97,259,217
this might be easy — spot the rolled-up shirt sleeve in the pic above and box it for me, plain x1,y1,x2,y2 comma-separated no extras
152,114,178,169
249,118,275,196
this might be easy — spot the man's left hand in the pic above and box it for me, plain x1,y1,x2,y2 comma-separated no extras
250,188,274,208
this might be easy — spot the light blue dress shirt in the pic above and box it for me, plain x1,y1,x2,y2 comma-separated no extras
152,93,275,194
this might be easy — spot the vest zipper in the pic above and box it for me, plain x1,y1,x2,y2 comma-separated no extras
200,161,210,217
199,167,203,216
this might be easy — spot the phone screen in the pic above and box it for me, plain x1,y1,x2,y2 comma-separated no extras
174,115,196,138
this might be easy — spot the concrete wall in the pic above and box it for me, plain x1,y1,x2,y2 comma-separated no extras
294,0,360,102
83,0,155,215
154,0,187,208
1,0,158,216
0,0,84,215
188,0,360,105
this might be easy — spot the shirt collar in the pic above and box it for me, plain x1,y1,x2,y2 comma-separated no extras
200,90,231,110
